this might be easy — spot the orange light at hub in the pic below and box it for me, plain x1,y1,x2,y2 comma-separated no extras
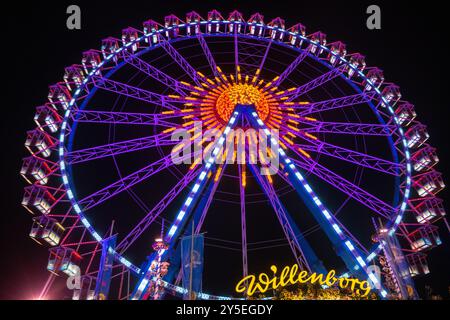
215,83,272,122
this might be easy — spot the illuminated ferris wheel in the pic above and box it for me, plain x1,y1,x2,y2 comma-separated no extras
21,10,446,300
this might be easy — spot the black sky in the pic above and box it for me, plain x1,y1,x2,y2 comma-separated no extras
2,0,449,299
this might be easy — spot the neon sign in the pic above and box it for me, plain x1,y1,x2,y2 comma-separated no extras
235,265,372,297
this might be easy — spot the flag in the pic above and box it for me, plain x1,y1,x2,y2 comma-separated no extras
181,233,204,297
94,235,116,300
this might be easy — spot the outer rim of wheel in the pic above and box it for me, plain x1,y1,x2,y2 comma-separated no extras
57,19,412,300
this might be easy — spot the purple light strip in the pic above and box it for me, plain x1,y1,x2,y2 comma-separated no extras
116,168,201,254
301,120,396,136
122,50,190,95
271,49,309,88
293,138,404,176
65,132,180,165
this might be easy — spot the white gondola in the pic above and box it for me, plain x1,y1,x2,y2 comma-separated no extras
328,41,346,66
207,10,222,34
248,13,264,37
308,32,326,55
268,18,285,41
81,50,102,74
29,215,64,246
395,102,416,126
409,225,441,252
364,68,384,90
101,37,120,63
143,20,160,44
347,54,366,78
25,130,53,157
381,84,401,107
122,27,140,52
20,156,52,185
22,186,55,215
414,170,445,197
228,11,243,34
47,247,82,277
164,15,182,39
48,84,72,112
186,12,201,36
34,105,61,133
414,197,445,224
406,253,430,277
64,65,85,90
405,124,429,149
412,145,439,172
289,23,306,47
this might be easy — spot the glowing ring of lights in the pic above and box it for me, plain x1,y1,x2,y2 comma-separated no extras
56,19,412,299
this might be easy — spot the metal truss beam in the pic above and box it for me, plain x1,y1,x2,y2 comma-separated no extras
78,151,193,212
158,35,202,86
73,110,180,127
292,156,396,219
91,76,180,111
292,91,378,116
301,120,395,136
282,65,346,101
294,138,403,176
272,50,309,88
196,33,220,78
253,39,272,83
122,50,190,95
238,164,249,281
66,133,176,165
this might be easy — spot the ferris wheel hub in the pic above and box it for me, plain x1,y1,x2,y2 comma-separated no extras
216,83,271,122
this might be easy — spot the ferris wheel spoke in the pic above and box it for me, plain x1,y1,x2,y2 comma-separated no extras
288,136,404,176
281,91,377,115
73,110,183,127
281,65,347,102
122,50,191,95
270,49,309,88
77,151,194,212
252,39,272,83
65,132,178,165
300,120,396,136
238,164,249,281
116,168,201,254
197,33,220,78
273,168,370,255
249,163,314,272
292,155,396,219
234,27,240,80
91,76,182,111
157,34,203,86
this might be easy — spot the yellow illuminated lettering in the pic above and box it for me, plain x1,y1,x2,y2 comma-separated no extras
235,264,372,298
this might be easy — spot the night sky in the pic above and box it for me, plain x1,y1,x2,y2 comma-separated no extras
2,0,449,300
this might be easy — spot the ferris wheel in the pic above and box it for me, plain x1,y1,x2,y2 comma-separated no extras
21,10,447,300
